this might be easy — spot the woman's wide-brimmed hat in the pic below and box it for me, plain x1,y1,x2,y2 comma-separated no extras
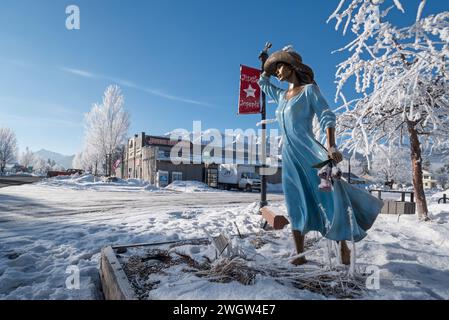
264,46,314,83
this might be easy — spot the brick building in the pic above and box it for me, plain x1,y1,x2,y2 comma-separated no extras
118,132,282,187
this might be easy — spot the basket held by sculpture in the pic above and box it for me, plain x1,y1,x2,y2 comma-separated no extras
314,159,342,192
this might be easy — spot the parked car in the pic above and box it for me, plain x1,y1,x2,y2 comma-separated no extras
47,168,84,178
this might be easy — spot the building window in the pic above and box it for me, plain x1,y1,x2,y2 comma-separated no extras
157,149,171,160
172,171,183,182
157,170,169,187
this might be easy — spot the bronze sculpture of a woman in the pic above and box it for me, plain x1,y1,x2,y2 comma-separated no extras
258,46,383,265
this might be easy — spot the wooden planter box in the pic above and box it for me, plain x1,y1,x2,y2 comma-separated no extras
100,246,137,300
99,238,211,300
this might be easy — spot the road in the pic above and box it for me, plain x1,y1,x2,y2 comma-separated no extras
0,185,284,222
0,175,43,188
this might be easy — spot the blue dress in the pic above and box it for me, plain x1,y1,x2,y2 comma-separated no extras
258,75,383,242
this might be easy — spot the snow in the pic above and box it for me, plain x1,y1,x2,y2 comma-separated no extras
165,180,219,193
430,188,449,202
393,0,405,14
146,270,325,300
36,174,162,192
1,182,449,300
165,180,284,194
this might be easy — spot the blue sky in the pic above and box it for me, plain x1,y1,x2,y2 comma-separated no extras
0,0,447,156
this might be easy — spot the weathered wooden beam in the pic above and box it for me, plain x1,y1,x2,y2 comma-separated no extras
260,206,290,230
100,246,137,300
111,237,209,250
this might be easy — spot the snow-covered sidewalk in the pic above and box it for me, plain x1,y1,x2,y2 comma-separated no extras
37,174,162,192
0,182,448,300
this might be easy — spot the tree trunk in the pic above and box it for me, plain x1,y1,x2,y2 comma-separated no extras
407,122,429,220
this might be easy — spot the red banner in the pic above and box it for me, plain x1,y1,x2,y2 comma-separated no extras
238,65,261,114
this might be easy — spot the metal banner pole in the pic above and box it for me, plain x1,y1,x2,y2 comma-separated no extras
258,42,271,209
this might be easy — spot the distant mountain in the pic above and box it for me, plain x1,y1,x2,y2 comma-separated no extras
35,149,75,169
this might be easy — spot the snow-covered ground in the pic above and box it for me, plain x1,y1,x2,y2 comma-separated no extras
0,180,448,300
165,180,219,193
430,189,449,203
37,174,162,192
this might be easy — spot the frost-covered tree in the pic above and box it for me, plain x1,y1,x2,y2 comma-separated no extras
72,152,85,171
83,85,130,175
74,145,101,174
436,170,448,189
340,156,370,177
20,147,35,169
421,158,431,171
51,163,65,171
72,148,102,174
435,165,449,189
32,156,49,175
371,145,412,185
328,0,449,220
0,127,18,173
32,155,63,174
47,158,56,168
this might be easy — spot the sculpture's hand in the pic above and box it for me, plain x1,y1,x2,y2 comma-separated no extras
326,128,342,163
261,71,273,78
328,146,343,163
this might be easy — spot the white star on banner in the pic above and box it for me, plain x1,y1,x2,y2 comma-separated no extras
244,84,256,98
